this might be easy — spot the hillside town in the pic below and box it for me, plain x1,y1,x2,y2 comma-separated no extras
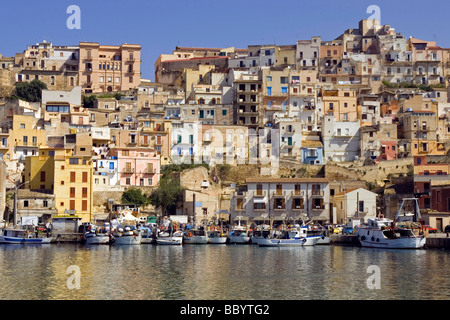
0,17,449,236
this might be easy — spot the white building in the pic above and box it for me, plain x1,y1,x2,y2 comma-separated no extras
322,115,360,163
231,178,330,223
333,187,378,224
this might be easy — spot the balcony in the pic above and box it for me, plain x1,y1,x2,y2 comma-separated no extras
312,205,325,211
122,168,135,174
271,190,287,198
311,190,324,197
142,168,157,175
253,190,267,198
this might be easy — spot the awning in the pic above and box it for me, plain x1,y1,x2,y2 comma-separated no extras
233,216,249,221
311,216,329,221
272,215,286,221
253,197,267,204
252,216,269,221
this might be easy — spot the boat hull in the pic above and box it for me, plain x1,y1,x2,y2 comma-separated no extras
0,236,52,244
227,236,251,244
316,236,331,245
86,235,110,245
357,229,425,249
156,237,183,245
114,235,141,245
183,236,208,244
258,236,320,247
208,237,227,244
140,236,155,244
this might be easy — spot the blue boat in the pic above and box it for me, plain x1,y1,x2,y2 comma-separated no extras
0,228,52,244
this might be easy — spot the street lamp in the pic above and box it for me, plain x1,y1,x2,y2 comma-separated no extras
12,181,29,227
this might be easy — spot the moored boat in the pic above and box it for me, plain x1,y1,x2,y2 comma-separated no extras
207,230,227,244
183,229,208,244
0,227,52,244
156,230,183,245
356,198,426,249
112,226,142,245
84,231,111,245
257,226,320,247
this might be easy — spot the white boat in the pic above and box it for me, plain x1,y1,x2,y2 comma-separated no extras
0,227,52,244
112,226,142,245
156,230,183,245
356,198,426,249
183,229,208,244
207,230,227,244
84,231,111,245
306,229,331,245
140,226,156,244
258,227,320,247
227,226,251,244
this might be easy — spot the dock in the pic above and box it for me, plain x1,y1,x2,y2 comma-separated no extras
330,234,360,246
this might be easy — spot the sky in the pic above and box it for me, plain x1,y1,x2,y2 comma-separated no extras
1,0,449,80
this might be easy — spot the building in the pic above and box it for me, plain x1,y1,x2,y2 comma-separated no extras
78,42,141,93
322,115,360,163
333,187,378,224
231,178,330,223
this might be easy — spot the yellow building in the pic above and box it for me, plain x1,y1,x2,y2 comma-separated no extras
322,89,358,122
22,147,94,222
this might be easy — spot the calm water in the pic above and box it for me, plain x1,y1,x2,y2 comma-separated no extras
1,243,450,300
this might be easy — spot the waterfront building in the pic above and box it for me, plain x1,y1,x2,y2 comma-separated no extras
231,178,330,223
22,147,94,222
333,187,378,224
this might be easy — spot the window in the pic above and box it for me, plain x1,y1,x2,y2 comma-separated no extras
43,200,48,208
70,200,75,211
70,172,76,182
20,123,25,129
359,201,365,212
82,187,88,198
281,87,287,93
222,109,227,116
70,187,76,198
266,76,272,82
267,87,272,96
69,158,79,165
40,171,46,182
82,200,87,211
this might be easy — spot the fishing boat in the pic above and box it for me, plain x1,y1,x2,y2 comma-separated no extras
258,225,321,247
112,225,142,245
227,216,251,244
356,198,426,249
156,230,183,245
207,230,227,244
183,228,208,244
140,226,156,244
0,227,52,244
306,228,331,245
84,230,111,245
250,226,272,245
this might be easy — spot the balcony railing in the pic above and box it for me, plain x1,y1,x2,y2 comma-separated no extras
311,190,324,197
122,168,135,174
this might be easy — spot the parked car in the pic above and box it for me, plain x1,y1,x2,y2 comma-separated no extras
445,225,450,233
423,225,438,233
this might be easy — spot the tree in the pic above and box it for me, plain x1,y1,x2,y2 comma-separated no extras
121,188,150,207
149,174,184,216
14,79,47,102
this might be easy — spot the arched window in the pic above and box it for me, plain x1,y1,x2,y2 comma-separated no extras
198,98,205,104
70,77,74,86
50,76,55,85
211,98,216,105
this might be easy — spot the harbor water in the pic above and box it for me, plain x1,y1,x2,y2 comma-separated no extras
1,243,450,300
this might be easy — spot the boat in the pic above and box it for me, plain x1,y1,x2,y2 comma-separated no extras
257,225,321,247
227,226,251,244
306,228,331,245
0,226,52,244
356,198,426,249
156,230,183,245
183,228,208,244
140,225,156,244
250,226,272,245
84,231,111,245
207,230,227,244
112,225,142,245
227,216,251,244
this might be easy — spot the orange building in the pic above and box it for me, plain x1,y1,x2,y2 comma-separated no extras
78,42,141,94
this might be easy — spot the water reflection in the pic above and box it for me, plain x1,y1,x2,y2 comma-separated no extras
0,244,449,300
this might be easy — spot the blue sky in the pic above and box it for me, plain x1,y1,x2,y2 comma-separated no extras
1,0,449,80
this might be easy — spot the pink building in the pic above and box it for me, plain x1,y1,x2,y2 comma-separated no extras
376,140,397,163
110,147,160,187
